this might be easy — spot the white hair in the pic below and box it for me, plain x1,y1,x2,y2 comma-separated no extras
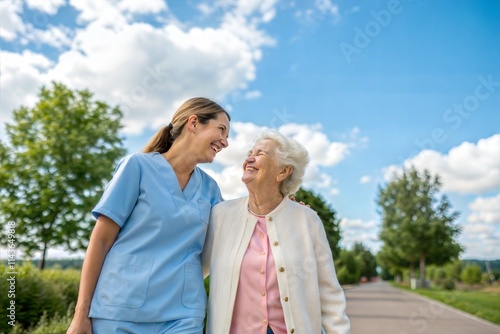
253,129,310,196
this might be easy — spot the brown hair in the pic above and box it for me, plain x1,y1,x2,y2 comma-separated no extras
143,97,230,153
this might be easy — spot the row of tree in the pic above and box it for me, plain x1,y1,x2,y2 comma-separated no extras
1,83,465,280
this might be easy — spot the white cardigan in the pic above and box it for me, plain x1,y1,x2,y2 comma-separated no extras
202,197,350,334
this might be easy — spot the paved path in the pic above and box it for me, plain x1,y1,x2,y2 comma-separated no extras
344,281,500,334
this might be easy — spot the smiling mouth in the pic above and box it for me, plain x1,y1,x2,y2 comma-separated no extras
211,144,221,153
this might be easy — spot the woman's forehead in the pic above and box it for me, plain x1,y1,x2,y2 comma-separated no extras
253,138,275,149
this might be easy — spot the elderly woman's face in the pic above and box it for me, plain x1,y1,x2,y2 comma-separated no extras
242,139,283,189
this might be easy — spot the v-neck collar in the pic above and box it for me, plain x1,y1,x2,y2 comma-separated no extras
152,152,200,202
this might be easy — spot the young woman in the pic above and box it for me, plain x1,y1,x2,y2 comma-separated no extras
67,97,230,334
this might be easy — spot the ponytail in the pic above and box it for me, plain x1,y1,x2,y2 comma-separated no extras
143,124,173,153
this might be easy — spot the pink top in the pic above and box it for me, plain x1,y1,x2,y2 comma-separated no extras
230,214,287,334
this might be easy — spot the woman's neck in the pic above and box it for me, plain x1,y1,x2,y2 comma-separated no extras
162,141,197,175
161,145,196,191
248,190,284,215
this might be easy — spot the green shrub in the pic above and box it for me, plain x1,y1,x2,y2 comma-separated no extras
41,269,80,306
9,309,72,334
461,264,482,285
0,264,79,334
336,267,359,285
441,278,455,290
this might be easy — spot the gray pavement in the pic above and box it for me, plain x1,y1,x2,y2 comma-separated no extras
344,281,500,334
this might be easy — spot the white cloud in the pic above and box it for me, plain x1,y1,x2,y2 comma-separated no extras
25,25,73,49
280,123,350,166
460,223,499,260
0,0,25,41
360,175,371,184
117,0,167,15
25,0,66,15
315,0,339,17
70,0,128,26
458,194,500,259
0,51,52,134
0,1,278,136
383,134,500,194
69,0,167,27
340,218,380,252
0,1,72,49
467,194,500,225
294,0,340,25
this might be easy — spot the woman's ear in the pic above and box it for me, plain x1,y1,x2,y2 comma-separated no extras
277,165,293,182
187,115,198,133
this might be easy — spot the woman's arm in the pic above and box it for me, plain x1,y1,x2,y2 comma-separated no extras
66,215,120,334
202,208,218,278
313,215,350,334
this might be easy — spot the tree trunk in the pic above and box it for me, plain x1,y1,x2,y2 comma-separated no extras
38,243,47,270
409,262,415,280
419,252,426,288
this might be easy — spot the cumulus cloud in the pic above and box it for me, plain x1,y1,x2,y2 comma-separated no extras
25,0,66,15
70,0,167,25
0,0,25,41
468,194,500,224
0,51,53,131
457,194,500,259
383,134,500,194
315,0,339,17
1,0,277,136
25,25,73,49
294,0,340,25
460,223,499,260
340,218,380,252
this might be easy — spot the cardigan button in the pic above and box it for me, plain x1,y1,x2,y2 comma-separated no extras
268,217,273,221
273,241,279,246
279,267,285,272
284,297,289,302
290,329,295,333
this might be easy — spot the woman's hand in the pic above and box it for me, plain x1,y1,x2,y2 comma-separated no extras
66,313,92,334
289,195,310,208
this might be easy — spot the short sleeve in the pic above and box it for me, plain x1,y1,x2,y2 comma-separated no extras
92,155,141,227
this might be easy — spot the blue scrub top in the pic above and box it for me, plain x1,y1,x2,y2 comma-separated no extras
89,152,223,322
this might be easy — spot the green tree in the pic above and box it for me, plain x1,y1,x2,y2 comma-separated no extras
335,250,362,284
0,82,125,269
293,188,342,258
377,167,462,286
461,264,482,285
352,242,378,280
444,259,462,281
376,237,411,281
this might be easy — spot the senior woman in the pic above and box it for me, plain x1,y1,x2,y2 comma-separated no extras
202,130,350,334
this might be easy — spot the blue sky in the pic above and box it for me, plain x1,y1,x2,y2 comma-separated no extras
1,0,499,260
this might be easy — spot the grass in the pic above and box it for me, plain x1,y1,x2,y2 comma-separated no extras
395,283,500,325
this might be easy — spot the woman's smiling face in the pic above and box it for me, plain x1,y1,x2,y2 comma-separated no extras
242,139,282,190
